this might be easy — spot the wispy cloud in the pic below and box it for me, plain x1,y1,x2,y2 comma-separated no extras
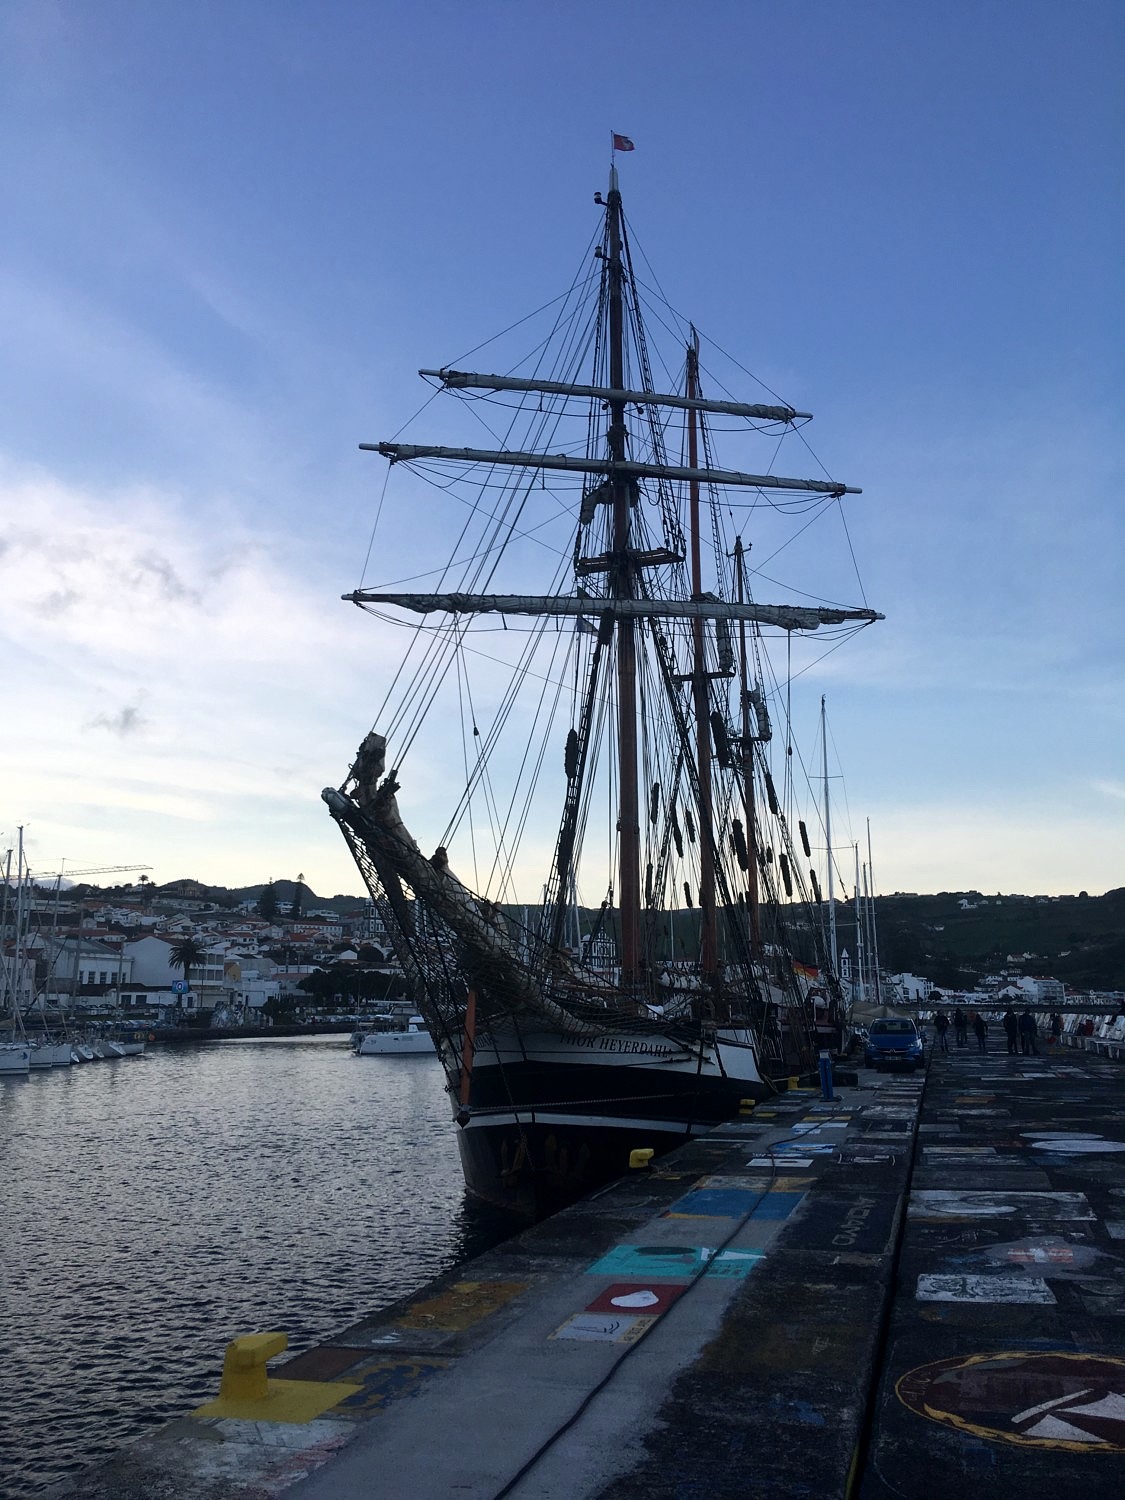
89,702,147,737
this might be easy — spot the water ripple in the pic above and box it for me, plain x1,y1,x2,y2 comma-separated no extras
0,1036,513,1496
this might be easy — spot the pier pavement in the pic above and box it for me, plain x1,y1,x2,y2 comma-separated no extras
52,1047,1125,1499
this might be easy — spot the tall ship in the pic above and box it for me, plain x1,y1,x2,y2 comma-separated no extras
325,158,881,1218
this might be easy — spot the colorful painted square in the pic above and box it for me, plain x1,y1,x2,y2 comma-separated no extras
915,1274,1056,1305
586,1244,700,1279
585,1282,685,1315
393,1280,526,1332
751,1191,806,1220
705,1249,764,1277
666,1187,762,1218
551,1312,654,1343
333,1356,451,1415
585,1244,763,1280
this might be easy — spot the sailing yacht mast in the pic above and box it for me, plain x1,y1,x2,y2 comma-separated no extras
822,697,838,973
853,844,864,1006
13,828,27,1024
867,818,883,1007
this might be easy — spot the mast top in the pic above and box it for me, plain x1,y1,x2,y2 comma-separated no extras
609,164,620,197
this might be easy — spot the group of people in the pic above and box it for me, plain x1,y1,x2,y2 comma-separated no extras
930,1005,1062,1055
932,1007,986,1052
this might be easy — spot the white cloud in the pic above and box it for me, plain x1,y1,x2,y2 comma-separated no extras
0,459,399,890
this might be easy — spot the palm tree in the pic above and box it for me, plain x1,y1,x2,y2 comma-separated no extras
167,936,206,1001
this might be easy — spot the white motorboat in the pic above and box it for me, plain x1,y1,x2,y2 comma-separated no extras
354,1017,433,1055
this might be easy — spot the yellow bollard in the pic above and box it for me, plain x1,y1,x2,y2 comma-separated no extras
787,1075,800,1091
219,1332,288,1402
194,1330,364,1423
739,1098,756,1115
629,1148,655,1169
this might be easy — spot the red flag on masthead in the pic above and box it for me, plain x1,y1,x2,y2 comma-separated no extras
612,133,635,152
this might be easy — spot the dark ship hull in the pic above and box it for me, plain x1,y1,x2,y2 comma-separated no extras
444,1032,768,1216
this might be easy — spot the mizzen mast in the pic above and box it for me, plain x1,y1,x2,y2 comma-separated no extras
735,539,762,954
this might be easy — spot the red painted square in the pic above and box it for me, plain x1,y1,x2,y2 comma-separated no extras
585,1282,685,1316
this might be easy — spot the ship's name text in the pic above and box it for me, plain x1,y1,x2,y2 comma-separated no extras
562,1035,677,1057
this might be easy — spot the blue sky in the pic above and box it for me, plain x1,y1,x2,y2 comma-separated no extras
1,0,1121,898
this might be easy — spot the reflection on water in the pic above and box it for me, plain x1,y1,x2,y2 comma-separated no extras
0,1036,514,1496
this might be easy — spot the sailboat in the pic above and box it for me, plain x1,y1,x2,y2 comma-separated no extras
325,162,882,1217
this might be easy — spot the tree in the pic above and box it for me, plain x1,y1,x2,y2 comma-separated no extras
257,880,279,922
290,873,306,920
167,936,206,995
262,992,298,1024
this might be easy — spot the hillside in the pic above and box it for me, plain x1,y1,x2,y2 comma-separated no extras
66,878,1125,990
872,888,1125,990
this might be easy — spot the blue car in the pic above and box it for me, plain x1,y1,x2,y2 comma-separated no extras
864,1017,924,1071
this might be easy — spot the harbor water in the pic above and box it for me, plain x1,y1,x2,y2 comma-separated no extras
0,1035,515,1497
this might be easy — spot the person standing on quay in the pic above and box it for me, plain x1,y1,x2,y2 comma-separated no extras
1050,1012,1063,1048
972,1012,988,1052
1003,1008,1019,1055
954,1006,968,1047
1019,1008,1039,1056
934,1011,951,1053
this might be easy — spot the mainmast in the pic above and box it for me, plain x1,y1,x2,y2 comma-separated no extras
606,167,642,987
687,333,717,980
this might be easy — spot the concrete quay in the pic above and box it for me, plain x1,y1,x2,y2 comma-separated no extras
52,1048,1125,1499
861,1045,1125,1497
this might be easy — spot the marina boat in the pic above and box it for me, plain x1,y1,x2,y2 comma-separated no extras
0,1041,31,1076
93,1038,128,1059
354,1015,434,1055
28,1040,75,1068
326,160,881,1216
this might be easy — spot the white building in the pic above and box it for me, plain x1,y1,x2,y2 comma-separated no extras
124,934,226,1008
48,937,135,1007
